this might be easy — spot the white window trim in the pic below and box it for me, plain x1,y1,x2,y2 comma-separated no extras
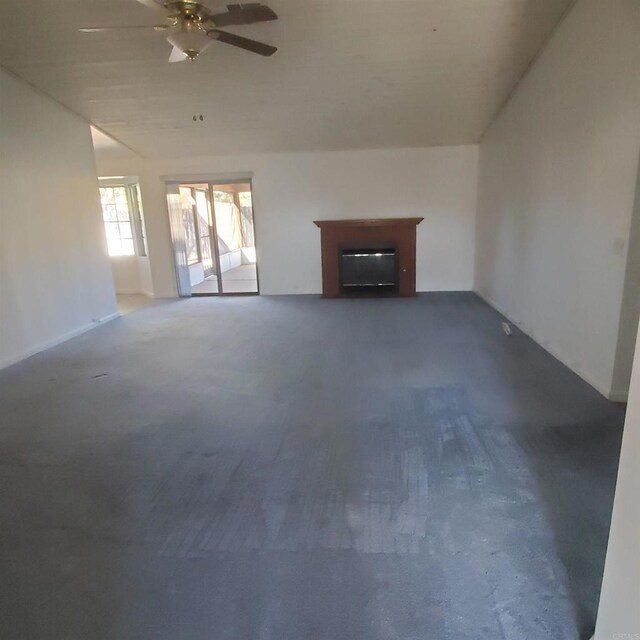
99,177,147,258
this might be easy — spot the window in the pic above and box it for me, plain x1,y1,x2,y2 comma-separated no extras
100,186,134,256
99,179,147,257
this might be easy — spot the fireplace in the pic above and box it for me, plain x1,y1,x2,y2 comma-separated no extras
339,247,398,294
314,218,423,298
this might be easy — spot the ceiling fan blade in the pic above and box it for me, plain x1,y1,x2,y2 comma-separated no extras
169,45,187,62
209,29,277,56
212,3,277,27
80,25,168,32
134,0,168,12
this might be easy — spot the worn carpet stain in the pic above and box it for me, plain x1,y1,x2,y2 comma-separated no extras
0,293,624,640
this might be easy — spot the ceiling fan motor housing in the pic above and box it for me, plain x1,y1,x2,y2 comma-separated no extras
166,16,212,60
166,1,209,20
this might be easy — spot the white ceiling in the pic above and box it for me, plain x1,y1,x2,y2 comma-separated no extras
0,0,573,158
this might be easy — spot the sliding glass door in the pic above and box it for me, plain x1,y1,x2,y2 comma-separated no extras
167,180,259,296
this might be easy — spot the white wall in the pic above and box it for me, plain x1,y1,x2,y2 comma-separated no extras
110,256,153,296
0,68,117,368
595,321,640,638
475,0,640,398
137,255,153,296
96,145,479,297
611,158,640,399
110,256,140,294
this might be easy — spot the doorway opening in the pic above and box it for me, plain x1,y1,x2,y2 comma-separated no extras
167,180,259,296
98,176,155,314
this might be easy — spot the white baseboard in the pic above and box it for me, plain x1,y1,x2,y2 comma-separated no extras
0,311,120,371
474,289,613,400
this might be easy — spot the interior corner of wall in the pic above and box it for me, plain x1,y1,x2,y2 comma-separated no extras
475,288,617,400
607,388,629,403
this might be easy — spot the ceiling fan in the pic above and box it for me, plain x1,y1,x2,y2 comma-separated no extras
80,0,278,62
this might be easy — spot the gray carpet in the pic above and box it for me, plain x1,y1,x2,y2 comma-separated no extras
0,293,623,639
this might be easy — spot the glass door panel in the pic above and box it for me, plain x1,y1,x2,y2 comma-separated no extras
211,183,258,294
166,182,192,297
179,186,200,267
176,183,221,295
195,189,215,279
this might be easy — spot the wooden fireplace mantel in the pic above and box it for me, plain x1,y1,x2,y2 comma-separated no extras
314,217,423,298
314,218,424,229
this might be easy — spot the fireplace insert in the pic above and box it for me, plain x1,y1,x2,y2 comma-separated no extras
339,247,398,294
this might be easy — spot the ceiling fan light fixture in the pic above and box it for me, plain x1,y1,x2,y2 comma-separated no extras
166,18,212,60
84,3,278,62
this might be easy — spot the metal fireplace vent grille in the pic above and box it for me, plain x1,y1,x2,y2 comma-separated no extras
339,248,398,294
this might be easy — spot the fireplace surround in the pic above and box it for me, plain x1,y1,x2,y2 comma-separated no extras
314,218,423,298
